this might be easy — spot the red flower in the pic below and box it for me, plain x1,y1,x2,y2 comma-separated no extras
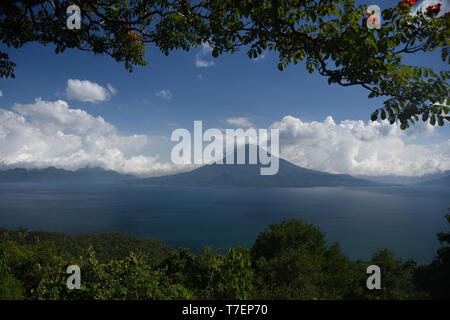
426,3,442,17
124,25,141,43
362,13,370,25
0,52,9,60
398,0,418,7
129,31,141,43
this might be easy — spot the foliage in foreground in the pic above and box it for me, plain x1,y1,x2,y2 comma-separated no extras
0,215,448,300
0,1,448,127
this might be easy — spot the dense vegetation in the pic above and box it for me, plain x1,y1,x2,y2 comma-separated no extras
1,1,449,127
0,214,448,300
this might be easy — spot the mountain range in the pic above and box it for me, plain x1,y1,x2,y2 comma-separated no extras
138,146,382,187
357,171,450,185
137,159,381,187
0,166,136,183
416,174,450,187
0,150,447,188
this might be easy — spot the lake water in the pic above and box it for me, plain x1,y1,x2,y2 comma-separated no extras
0,183,448,263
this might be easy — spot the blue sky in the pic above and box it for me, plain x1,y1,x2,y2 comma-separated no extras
0,0,448,177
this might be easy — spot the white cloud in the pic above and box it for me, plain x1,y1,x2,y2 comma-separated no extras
195,43,215,68
224,117,254,128
270,115,449,177
155,89,172,100
0,98,182,177
1,98,448,178
12,98,115,135
0,90,3,97
107,83,117,95
65,79,111,103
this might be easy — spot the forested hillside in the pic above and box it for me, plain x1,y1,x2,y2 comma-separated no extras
0,228,171,263
0,216,448,300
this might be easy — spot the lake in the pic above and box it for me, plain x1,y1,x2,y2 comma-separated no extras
0,183,448,263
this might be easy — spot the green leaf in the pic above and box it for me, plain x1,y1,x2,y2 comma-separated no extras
371,110,379,121
430,115,436,126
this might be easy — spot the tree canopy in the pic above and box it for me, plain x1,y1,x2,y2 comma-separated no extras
0,0,449,128
3,217,445,300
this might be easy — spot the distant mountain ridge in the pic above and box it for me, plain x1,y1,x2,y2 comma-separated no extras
138,145,384,188
1,145,408,187
416,174,450,187
0,167,136,183
357,171,450,185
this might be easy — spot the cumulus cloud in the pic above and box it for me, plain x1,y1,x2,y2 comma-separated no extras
155,89,172,100
224,117,254,128
1,98,448,178
270,115,449,177
66,79,111,103
0,98,182,177
195,43,215,68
